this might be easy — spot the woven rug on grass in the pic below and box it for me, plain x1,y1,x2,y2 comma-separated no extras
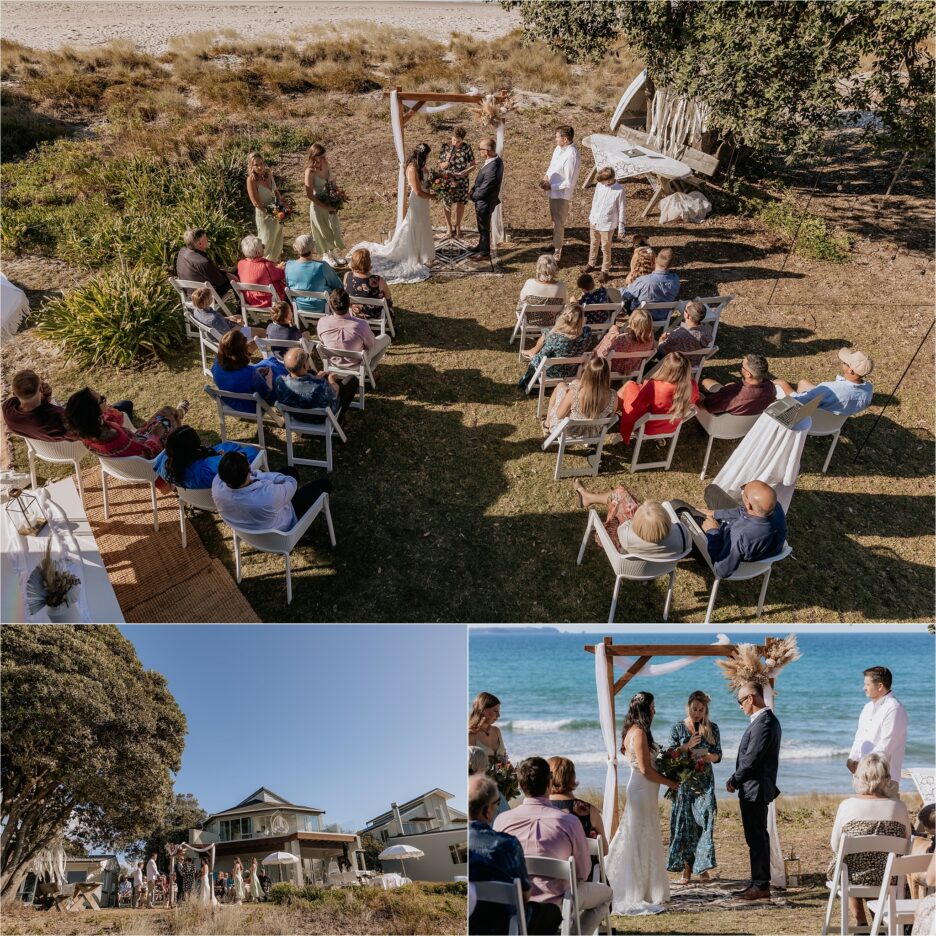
79,467,260,623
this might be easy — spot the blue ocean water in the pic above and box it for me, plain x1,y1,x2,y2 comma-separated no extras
469,630,936,795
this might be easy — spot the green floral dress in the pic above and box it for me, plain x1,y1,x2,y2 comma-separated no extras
438,142,474,205
667,721,721,874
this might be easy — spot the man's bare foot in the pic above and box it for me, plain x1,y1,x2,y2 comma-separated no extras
573,480,587,509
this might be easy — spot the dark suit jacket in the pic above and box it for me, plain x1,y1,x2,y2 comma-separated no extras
731,708,781,804
470,157,504,209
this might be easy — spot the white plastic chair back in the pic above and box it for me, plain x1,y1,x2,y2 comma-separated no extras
522,856,581,936
222,492,336,604
635,301,686,336
471,879,528,936
24,437,90,507
694,294,734,344
695,408,760,479
254,336,304,359
580,301,622,334
348,295,395,338
630,408,695,472
868,851,929,936
511,303,559,357
603,347,656,386
203,384,279,449
586,838,612,934
98,454,162,530
526,354,590,418
807,408,851,474
542,414,618,479
275,401,347,471
314,345,371,410
232,281,278,325
285,288,330,331
171,277,234,337
184,312,221,378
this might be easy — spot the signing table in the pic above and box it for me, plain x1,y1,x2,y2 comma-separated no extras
1,477,123,622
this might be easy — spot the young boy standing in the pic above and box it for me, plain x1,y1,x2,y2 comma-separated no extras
585,166,626,282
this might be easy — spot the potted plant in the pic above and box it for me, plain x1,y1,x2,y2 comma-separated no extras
27,540,80,621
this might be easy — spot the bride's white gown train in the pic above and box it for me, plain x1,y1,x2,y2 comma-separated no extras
350,185,435,284
605,740,670,915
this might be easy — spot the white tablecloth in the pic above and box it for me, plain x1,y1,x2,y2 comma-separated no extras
0,273,29,339
1,477,124,622
711,410,810,513
582,133,692,182
372,873,410,890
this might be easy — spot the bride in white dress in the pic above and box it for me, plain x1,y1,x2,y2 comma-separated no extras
605,691,680,915
350,142,437,284
193,858,218,907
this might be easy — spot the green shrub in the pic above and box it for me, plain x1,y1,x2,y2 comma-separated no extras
36,263,184,367
758,200,852,262
267,883,299,904
413,881,468,896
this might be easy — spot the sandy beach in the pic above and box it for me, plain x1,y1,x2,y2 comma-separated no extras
0,1,519,53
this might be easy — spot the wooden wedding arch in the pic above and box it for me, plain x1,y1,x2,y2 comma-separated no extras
584,635,780,836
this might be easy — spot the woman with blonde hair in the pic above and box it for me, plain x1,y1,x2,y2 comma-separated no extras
667,690,722,883
305,143,346,265
468,691,506,762
246,153,284,260
625,244,656,286
518,254,567,327
593,307,656,376
544,355,616,435
548,756,608,855
518,303,591,390
617,351,699,443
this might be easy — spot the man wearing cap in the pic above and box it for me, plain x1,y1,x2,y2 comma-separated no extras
773,348,874,416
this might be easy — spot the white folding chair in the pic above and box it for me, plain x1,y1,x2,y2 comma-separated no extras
526,355,589,418
644,345,718,383
231,281,278,326
285,287,330,332
170,277,235,338
694,408,760,479
807,409,852,474
471,879,528,936
349,295,395,338
275,402,347,472
222,492,336,605
542,415,618,480
822,834,909,936
634,301,685,336
604,347,656,386
694,294,734,345
586,839,612,935
254,336,304,360
174,446,267,548
577,502,691,623
203,384,281,450
185,312,221,378
511,303,559,358
677,509,794,623
313,345,374,410
23,437,90,508
523,855,582,936
630,409,695,472
868,851,930,936
98,454,163,531
581,302,622,338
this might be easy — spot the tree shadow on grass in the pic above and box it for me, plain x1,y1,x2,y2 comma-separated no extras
394,305,512,352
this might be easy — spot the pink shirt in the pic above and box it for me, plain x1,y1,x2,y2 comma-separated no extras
316,313,375,368
492,796,590,904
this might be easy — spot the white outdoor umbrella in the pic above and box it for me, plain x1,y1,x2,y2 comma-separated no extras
377,844,424,880
262,851,300,884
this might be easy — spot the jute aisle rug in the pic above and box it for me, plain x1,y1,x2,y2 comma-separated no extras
78,468,260,623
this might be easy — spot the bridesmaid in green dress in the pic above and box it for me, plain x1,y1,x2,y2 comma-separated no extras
304,143,346,264
246,152,284,261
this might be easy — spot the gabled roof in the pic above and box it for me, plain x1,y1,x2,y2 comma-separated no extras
204,788,324,824
361,788,457,829
235,787,295,808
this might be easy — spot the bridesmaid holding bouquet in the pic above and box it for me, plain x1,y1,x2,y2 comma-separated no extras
305,143,347,265
247,153,285,261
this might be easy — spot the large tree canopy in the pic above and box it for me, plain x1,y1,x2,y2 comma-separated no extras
503,0,935,162
0,625,186,900
127,792,207,869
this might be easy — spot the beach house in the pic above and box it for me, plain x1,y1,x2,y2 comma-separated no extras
358,788,467,882
189,787,365,884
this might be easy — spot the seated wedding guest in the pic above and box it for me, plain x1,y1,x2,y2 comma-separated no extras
258,868,272,901
518,304,591,391
698,352,775,416
176,228,235,300
469,746,489,776
317,288,391,370
620,246,680,317
547,755,607,855
3,369,86,441
592,307,655,376
211,330,286,414
494,757,611,936
576,273,610,324
65,388,187,459
624,239,655,287
469,774,531,936
212,450,331,534
913,855,936,936
344,248,394,322
237,235,287,307
154,425,259,490
828,753,910,931
519,255,567,327
774,347,874,416
617,351,699,443
189,286,258,345
573,484,689,556
275,346,358,417
214,871,227,900
671,479,787,578
284,234,342,315
657,300,713,357
265,301,305,359
909,804,935,901
544,355,616,436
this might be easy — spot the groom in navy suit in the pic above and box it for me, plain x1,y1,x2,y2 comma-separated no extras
469,137,503,260
727,681,781,900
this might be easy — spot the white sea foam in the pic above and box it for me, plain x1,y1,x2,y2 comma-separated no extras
503,718,596,732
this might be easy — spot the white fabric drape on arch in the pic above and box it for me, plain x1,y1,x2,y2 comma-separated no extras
763,680,786,888
389,89,506,241
595,642,618,835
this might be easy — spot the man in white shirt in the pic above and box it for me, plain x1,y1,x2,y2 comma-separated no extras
132,861,144,908
539,125,580,264
212,451,331,534
585,166,626,282
847,665,908,789
146,853,159,907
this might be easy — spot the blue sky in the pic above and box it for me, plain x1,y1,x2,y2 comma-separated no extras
119,625,466,829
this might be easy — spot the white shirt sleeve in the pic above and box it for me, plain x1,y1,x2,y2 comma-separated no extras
617,188,627,234
549,147,578,196
849,703,868,761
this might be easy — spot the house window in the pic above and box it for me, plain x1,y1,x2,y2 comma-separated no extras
300,814,321,832
449,843,468,864
380,830,389,842
219,817,253,842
